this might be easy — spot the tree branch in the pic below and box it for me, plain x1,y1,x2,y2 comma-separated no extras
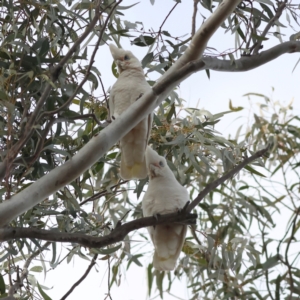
158,2,179,35
0,147,269,247
0,211,197,247
253,1,288,55
0,0,249,227
191,0,198,37
60,254,98,300
187,145,270,212
157,0,242,81
0,1,120,183
79,180,129,206
54,114,102,126
40,0,121,119
202,41,300,72
6,242,50,298
154,40,300,92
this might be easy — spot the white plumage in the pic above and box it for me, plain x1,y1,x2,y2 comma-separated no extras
109,44,153,180
142,146,188,271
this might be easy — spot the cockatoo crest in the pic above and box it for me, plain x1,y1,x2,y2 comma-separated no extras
109,44,142,73
145,147,173,179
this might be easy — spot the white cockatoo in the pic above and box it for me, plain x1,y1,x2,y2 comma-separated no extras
142,146,189,271
109,44,153,180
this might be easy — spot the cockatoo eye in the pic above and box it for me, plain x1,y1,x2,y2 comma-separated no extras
124,55,130,60
159,161,164,167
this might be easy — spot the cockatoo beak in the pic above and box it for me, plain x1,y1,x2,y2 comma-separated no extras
148,163,161,179
109,44,130,73
109,44,122,60
151,162,160,168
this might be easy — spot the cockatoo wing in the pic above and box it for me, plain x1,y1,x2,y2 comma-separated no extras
109,44,153,180
149,223,187,271
142,146,189,271
120,114,152,180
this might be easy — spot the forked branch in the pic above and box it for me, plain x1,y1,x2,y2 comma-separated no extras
0,146,270,247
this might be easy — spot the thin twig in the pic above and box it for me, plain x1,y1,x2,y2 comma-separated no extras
80,180,129,206
99,76,109,109
191,0,198,37
104,257,113,300
284,208,299,296
261,222,275,300
7,242,50,297
40,1,122,119
0,1,118,182
187,145,270,212
1,147,270,248
158,2,179,34
60,254,98,300
12,118,55,167
253,1,287,55
55,113,102,125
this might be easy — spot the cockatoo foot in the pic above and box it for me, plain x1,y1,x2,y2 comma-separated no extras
153,213,161,221
152,213,161,229
178,201,190,214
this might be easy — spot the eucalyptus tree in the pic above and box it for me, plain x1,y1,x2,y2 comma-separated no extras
0,0,299,299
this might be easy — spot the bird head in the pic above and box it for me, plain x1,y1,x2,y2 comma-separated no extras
145,146,173,179
109,44,142,73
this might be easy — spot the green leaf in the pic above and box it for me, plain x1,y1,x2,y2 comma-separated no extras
237,26,246,42
205,69,210,79
37,282,52,300
156,270,165,299
39,38,50,57
118,3,139,10
132,35,156,47
147,264,153,296
166,103,176,123
110,264,119,288
244,165,266,177
141,52,154,68
135,178,147,199
261,255,281,270
0,273,5,295
229,99,243,112
30,266,43,272
111,61,119,78
0,91,9,101
98,244,122,255
252,34,269,41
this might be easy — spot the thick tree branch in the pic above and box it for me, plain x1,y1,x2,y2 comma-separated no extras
154,41,300,91
202,41,300,72
0,0,248,227
0,147,269,246
0,211,197,247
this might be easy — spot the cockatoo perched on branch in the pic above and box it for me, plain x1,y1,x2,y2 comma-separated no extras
109,44,153,180
142,146,189,271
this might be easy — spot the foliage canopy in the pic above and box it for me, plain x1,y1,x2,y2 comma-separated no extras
0,0,300,299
